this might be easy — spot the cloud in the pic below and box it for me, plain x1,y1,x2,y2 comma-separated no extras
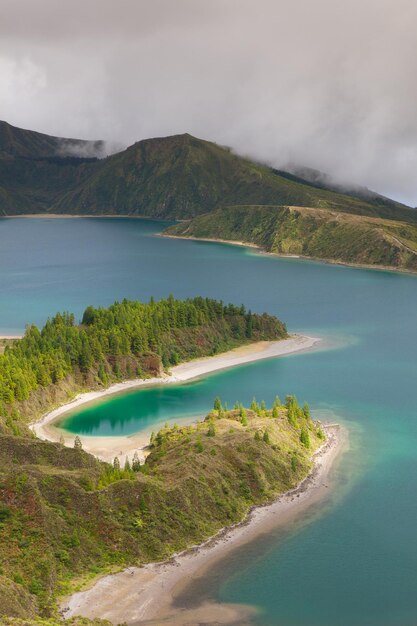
1,0,417,204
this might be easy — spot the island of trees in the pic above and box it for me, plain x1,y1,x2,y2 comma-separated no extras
0,296,287,433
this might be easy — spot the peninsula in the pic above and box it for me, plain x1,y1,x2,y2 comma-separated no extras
164,204,417,273
0,297,339,626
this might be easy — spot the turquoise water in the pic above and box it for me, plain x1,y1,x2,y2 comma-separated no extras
1,217,417,625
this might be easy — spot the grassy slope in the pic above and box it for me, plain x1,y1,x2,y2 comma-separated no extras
166,204,417,271
1,121,416,223
0,401,322,622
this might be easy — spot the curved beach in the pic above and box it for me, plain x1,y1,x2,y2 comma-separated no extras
31,334,320,464
63,424,346,625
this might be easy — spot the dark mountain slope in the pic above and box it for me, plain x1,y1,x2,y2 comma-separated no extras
0,120,104,159
1,121,416,223
54,133,415,220
0,121,104,214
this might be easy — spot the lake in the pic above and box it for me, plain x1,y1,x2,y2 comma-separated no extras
1,216,417,626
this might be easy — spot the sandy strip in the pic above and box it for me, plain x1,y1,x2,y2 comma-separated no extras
30,335,320,464
0,335,23,339
1,214,169,220
62,424,346,625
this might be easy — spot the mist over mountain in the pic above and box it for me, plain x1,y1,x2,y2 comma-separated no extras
0,120,415,223
1,0,417,205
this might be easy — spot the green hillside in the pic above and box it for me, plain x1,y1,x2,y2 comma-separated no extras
165,205,417,272
1,121,416,223
0,396,323,621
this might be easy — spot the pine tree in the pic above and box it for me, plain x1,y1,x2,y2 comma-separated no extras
214,396,222,412
124,457,131,471
113,456,121,470
254,430,261,441
245,313,253,338
300,427,310,448
98,362,108,385
74,436,82,450
132,452,141,472
303,402,311,420
59,435,65,446
207,422,216,437
286,395,299,428
263,430,270,444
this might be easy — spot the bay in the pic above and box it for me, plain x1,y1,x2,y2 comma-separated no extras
1,216,417,625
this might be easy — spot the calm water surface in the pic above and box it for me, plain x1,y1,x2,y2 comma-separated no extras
1,217,417,626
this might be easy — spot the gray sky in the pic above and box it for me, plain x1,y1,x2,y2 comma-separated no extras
1,0,417,205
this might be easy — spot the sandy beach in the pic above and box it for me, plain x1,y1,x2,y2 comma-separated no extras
31,334,320,464
62,424,346,625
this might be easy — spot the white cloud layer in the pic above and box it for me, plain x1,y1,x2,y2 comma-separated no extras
1,0,417,204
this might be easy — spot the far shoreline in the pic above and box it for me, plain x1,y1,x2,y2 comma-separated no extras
30,335,320,464
161,232,417,277
3,215,416,275
62,423,347,625
0,213,178,222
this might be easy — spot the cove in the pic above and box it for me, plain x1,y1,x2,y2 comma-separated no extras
58,344,338,437
2,217,417,626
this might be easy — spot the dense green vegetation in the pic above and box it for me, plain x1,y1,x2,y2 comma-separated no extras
0,297,287,432
1,120,416,223
0,395,323,622
166,204,417,271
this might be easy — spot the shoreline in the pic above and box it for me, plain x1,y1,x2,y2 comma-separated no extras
0,214,174,221
30,335,320,464
161,232,417,277
62,424,346,625
3,216,415,275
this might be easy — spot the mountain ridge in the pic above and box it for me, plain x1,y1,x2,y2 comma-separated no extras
1,120,415,223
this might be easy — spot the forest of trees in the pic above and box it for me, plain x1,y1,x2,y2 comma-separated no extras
0,296,287,409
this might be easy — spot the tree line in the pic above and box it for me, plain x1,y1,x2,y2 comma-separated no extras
0,296,287,409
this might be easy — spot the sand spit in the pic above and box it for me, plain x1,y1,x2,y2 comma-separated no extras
31,335,320,464
62,424,346,625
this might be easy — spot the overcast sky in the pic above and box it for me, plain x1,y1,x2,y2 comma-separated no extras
1,0,417,204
